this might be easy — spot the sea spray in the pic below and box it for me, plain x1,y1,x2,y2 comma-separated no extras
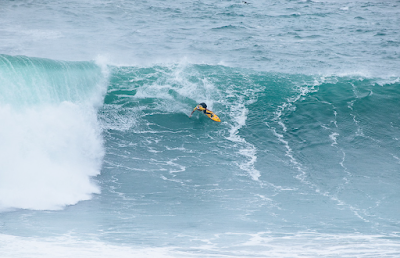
0,55,107,210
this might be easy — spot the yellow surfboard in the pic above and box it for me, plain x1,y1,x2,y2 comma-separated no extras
205,110,221,122
192,106,221,122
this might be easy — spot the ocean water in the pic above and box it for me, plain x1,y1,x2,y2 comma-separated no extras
1,0,400,257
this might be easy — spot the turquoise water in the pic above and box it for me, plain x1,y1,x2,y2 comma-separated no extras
1,1,400,257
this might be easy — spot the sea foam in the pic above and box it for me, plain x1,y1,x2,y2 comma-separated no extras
0,55,106,211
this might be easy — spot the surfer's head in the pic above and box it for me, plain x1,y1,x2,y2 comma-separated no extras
199,103,207,109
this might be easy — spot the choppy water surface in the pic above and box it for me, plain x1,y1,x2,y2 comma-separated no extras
0,0,399,257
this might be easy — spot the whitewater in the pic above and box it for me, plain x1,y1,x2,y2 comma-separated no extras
0,0,399,257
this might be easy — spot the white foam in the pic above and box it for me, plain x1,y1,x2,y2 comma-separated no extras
2,232,399,258
392,154,400,164
239,232,400,257
329,132,339,146
0,102,104,211
226,98,261,181
0,234,177,258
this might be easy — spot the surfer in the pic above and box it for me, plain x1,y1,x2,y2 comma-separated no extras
189,102,221,122
189,102,212,117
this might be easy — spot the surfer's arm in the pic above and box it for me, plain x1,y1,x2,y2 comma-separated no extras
189,106,198,118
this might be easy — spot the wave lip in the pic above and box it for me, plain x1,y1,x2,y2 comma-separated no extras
0,55,107,211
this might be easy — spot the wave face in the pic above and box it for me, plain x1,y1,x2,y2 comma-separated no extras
0,54,107,210
95,64,400,254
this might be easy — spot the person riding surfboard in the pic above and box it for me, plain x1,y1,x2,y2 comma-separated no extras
189,103,221,122
190,103,211,117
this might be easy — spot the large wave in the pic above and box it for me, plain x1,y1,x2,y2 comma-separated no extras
99,64,400,226
0,55,107,211
100,64,400,179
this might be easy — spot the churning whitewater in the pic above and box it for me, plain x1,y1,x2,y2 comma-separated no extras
0,55,107,211
1,0,400,257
